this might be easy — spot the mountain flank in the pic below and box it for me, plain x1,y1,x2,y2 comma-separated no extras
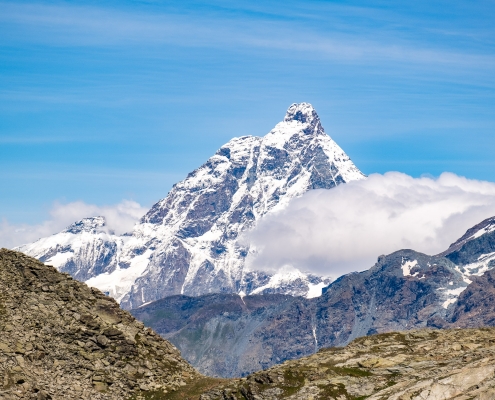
131,293,303,378
0,248,207,400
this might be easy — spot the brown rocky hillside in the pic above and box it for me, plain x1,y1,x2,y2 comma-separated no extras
0,249,208,399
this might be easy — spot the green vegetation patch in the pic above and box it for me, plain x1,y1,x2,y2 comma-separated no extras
319,362,373,378
281,368,306,397
317,346,344,354
160,377,230,400
332,366,372,377
316,383,354,399
369,332,408,345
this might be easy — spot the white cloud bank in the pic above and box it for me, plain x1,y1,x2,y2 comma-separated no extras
244,172,495,277
0,200,147,249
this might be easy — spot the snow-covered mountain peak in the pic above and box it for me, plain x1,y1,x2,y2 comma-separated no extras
265,102,324,142
15,214,122,282
64,216,106,234
18,103,365,308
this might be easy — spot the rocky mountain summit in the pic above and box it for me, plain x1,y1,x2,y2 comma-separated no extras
17,103,365,308
189,328,495,399
0,248,200,399
132,215,495,378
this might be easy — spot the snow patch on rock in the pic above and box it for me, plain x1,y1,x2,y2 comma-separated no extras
401,259,418,277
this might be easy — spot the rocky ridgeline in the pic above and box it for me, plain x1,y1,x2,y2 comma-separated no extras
0,249,199,399
191,328,495,399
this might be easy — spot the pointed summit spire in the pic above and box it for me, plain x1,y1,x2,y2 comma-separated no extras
284,102,319,124
281,102,323,136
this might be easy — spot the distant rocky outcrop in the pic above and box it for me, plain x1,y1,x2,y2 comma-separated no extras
0,249,200,399
189,328,495,399
438,215,495,258
450,267,495,328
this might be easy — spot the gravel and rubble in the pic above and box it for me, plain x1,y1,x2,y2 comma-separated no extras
0,249,199,400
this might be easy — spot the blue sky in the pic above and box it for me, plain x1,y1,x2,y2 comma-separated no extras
1,0,495,227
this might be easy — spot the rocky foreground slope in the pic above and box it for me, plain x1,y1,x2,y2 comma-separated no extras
183,327,495,399
0,248,202,399
5,248,495,399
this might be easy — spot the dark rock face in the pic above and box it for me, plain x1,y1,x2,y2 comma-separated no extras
445,230,495,266
316,251,462,346
439,216,495,258
0,249,198,399
450,268,495,328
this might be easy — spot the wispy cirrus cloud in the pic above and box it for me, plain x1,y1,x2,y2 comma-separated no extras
1,1,494,70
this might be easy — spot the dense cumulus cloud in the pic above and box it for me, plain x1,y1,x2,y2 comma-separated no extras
0,200,146,248
244,172,495,278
